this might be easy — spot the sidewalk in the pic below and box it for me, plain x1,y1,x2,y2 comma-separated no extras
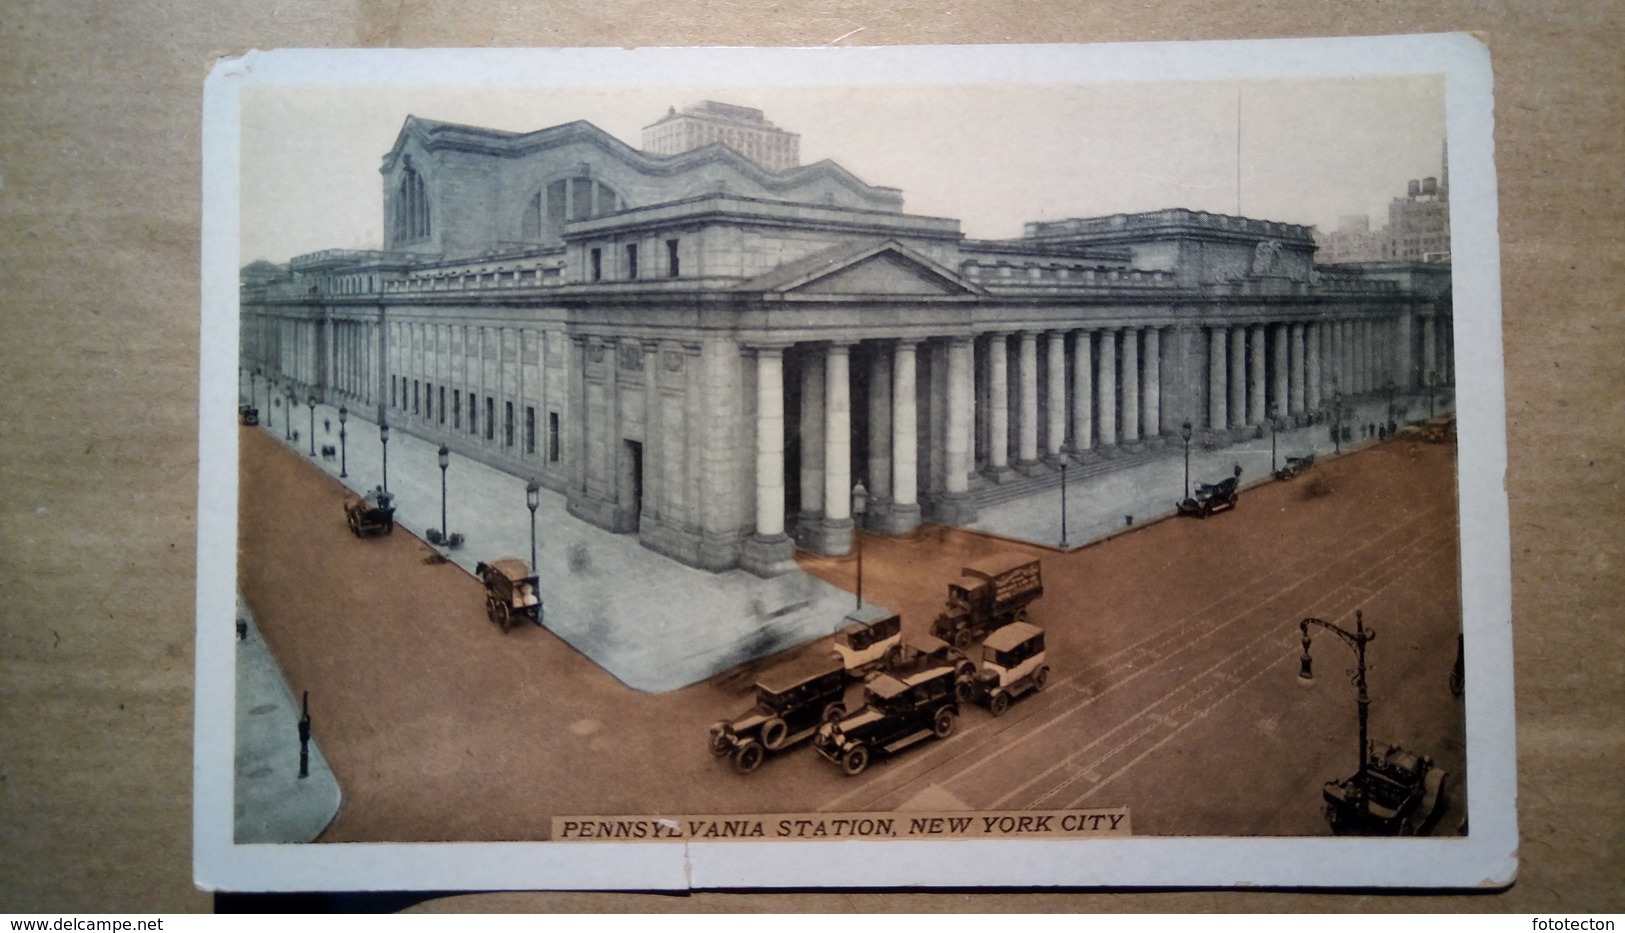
972,392,1453,549
240,387,1448,690
242,394,861,693
233,596,341,844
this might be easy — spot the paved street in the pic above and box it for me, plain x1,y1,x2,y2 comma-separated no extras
237,409,1464,842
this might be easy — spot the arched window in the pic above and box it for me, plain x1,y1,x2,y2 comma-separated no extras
518,178,625,244
395,162,430,243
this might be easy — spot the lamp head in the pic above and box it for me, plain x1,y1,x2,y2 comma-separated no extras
338,406,347,424
526,477,540,511
851,481,868,516
1181,420,1192,442
438,445,449,469
379,422,390,443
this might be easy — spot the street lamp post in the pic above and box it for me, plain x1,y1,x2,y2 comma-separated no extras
1058,461,1068,547
251,368,261,414
337,405,348,477
526,477,540,575
307,396,317,456
1180,420,1193,501
1270,416,1284,475
283,387,294,441
378,416,391,493
437,445,450,542
1297,610,1377,779
851,481,868,610
1332,392,1344,455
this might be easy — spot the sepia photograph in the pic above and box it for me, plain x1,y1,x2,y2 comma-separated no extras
196,37,1513,891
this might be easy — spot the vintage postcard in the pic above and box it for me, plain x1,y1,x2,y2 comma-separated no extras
195,37,1514,891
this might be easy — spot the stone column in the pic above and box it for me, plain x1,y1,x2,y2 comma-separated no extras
798,354,825,525
878,340,922,534
740,346,795,576
1289,322,1306,415
1121,328,1141,443
1142,327,1161,438
1248,323,1266,425
867,349,892,507
1421,316,1438,385
1362,319,1375,393
1270,323,1289,419
1071,330,1094,457
1395,312,1415,389
987,332,1010,475
1097,329,1118,447
1047,331,1067,458
815,342,854,555
933,336,977,524
1017,331,1040,469
1208,326,1228,431
1229,324,1247,429
1306,321,1323,411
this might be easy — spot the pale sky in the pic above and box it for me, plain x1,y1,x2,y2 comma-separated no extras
240,76,1445,264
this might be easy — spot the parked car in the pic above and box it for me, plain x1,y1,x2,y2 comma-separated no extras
239,404,260,426
475,558,542,632
1274,453,1316,481
967,622,1049,716
929,553,1044,650
884,635,976,687
709,653,848,774
1177,464,1243,518
831,606,903,678
814,664,961,776
1322,743,1448,836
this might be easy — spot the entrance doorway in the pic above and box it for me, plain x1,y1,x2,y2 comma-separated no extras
621,439,644,526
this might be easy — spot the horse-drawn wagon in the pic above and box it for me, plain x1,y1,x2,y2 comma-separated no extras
476,558,542,632
343,487,395,537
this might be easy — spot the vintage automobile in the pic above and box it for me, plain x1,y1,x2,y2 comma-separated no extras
885,634,976,686
1177,464,1243,518
814,664,961,776
709,653,848,774
968,621,1049,716
475,557,543,632
238,404,260,426
831,606,904,678
343,487,395,537
1273,453,1316,481
1322,743,1448,836
929,553,1045,650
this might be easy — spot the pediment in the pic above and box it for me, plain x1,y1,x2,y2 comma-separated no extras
791,252,967,296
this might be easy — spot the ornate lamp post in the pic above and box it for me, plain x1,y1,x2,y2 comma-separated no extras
337,405,348,478
1332,392,1345,455
1270,415,1285,475
851,480,868,610
1297,610,1377,779
307,396,318,456
437,445,450,542
251,367,261,413
526,477,540,574
1180,420,1193,501
1058,461,1069,547
283,386,294,441
378,415,391,494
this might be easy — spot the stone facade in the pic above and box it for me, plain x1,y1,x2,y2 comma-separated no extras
241,111,1454,577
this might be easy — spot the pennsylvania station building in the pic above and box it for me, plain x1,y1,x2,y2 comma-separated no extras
240,102,1454,576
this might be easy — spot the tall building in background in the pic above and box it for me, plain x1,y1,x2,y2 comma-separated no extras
642,101,801,172
1315,141,1450,264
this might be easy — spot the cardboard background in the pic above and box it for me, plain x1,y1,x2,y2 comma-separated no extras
0,1,1619,913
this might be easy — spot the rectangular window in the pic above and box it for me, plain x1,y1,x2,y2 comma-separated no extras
486,397,495,441
667,239,680,277
505,401,515,447
439,386,446,424
548,412,560,462
590,248,602,282
525,406,536,454
469,394,477,435
453,389,461,429
425,383,432,420
413,380,420,414
626,243,639,280
391,375,398,408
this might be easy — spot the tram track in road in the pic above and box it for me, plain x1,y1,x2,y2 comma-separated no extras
1023,525,1456,812
814,502,1453,814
